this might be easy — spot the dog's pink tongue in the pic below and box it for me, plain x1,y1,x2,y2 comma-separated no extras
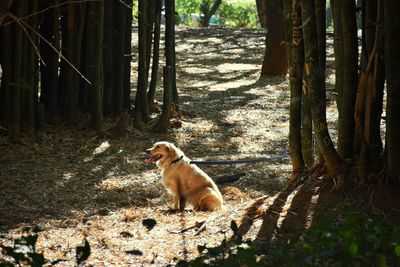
144,155,158,163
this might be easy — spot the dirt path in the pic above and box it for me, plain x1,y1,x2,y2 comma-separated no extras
0,27,292,266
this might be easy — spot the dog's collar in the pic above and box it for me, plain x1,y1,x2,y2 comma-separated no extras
170,155,184,166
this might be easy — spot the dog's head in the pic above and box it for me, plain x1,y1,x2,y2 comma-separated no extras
145,141,182,166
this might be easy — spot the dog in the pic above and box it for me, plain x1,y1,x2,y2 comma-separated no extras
146,141,223,211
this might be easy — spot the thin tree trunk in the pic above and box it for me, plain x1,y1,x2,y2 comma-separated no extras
384,0,400,182
88,1,104,129
356,0,385,181
165,0,179,108
337,0,358,159
11,0,24,141
301,0,345,179
153,66,173,132
148,0,162,112
332,0,343,120
113,0,126,115
284,0,305,173
123,0,133,111
302,1,314,167
134,0,150,128
26,0,38,133
39,0,60,120
103,0,113,115
1,19,12,127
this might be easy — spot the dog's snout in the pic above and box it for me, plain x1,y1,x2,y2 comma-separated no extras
145,148,152,153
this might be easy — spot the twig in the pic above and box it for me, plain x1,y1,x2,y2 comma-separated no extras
8,14,45,66
16,13,91,84
169,220,206,234
3,0,101,26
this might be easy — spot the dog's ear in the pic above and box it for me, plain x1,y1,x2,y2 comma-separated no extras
166,143,177,158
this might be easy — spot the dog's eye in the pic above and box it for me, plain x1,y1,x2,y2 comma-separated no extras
155,145,160,148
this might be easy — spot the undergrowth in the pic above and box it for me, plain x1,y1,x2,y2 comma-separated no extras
178,210,400,266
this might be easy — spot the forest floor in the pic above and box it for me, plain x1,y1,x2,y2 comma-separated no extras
1,27,400,266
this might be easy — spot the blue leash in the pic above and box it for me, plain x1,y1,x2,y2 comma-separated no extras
189,152,289,166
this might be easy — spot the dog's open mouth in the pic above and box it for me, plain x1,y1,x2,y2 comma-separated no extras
145,154,162,163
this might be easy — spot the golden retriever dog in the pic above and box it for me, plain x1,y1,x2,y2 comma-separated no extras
146,141,223,211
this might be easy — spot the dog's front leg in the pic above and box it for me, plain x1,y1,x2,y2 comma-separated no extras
179,196,186,211
173,195,180,210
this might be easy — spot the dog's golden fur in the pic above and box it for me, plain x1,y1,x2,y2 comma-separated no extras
147,141,223,211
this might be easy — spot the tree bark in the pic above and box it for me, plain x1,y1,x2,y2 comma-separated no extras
260,0,288,77
103,0,114,115
87,1,104,129
337,0,358,159
332,0,343,120
384,0,400,182
148,0,162,112
113,0,126,115
165,0,179,108
134,0,150,128
11,0,24,141
123,0,133,111
39,0,60,120
256,0,267,28
284,0,305,173
301,0,345,179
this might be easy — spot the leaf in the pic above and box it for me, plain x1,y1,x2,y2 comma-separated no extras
347,241,358,256
142,218,157,231
375,254,388,267
76,239,91,265
395,244,400,257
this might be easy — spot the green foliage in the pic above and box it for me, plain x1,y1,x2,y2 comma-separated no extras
176,0,258,28
219,0,258,28
180,212,400,266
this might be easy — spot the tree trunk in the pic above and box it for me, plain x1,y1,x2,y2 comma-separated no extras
355,0,385,181
0,18,12,126
148,0,162,112
39,0,60,120
11,0,24,141
384,0,400,182
165,0,179,108
87,1,104,129
123,0,133,111
103,0,114,115
332,0,343,120
26,0,38,133
113,0,126,115
284,0,305,173
256,0,267,28
337,0,358,159
201,0,222,27
134,0,150,128
301,0,345,179
153,66,173,132
260,0,288,77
